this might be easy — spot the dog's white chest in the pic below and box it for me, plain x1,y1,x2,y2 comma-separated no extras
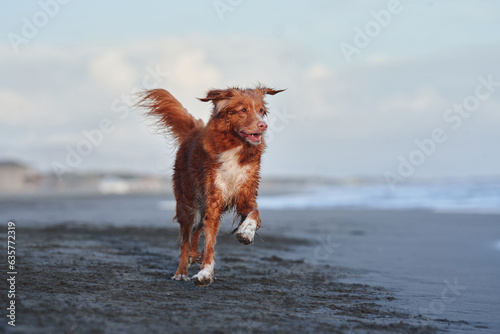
215,146,250,204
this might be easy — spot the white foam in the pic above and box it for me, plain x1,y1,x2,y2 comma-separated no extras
257,181,500,214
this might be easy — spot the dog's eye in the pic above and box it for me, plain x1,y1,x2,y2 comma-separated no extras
241,108,247,113
259,109,264,114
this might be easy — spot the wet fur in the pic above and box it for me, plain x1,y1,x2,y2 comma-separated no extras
140,86,284,286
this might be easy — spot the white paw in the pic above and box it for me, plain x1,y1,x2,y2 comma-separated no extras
192,264,214,287
235,218,257,245
171,274,190,281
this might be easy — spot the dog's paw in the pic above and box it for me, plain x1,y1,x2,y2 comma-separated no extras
235,231,254,245
235,218,257,245
192,265,214,287
171,274,190,281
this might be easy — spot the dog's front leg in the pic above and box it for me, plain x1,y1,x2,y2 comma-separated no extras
192,200,223,287
235,208,261,245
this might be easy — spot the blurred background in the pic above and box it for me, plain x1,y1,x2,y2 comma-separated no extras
1,0,499,211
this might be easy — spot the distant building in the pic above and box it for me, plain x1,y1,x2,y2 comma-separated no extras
0,161,39,193
0,161,171,195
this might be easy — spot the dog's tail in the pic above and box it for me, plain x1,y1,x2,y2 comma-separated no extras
139,89,204,143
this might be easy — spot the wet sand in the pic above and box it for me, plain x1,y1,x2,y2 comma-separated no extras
3,224,434,334
1,196,498,333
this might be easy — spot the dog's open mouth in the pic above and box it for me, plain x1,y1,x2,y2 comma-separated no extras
239,131,263,144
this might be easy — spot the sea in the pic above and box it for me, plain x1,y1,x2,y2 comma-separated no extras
1,178,499,227
257,178,500,214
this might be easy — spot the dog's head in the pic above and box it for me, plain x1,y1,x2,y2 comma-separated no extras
199,86,285,145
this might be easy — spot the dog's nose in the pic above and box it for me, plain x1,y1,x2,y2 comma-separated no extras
257,121,268,132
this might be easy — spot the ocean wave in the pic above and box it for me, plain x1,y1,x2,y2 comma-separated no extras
257,181,500,213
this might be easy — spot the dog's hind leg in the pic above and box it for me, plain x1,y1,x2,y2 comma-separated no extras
172,206,194,281
188,211,204,267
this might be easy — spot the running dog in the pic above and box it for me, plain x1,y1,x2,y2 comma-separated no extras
140,86,284,286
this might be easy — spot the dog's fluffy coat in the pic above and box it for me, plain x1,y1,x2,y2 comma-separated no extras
140,86,284,286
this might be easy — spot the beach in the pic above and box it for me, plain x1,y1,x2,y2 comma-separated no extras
1,194,499,333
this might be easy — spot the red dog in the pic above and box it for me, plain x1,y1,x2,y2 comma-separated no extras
140,86,284,286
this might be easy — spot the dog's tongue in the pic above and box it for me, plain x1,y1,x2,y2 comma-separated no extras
240,131,262,144
240,131,262,143
246,134,261,143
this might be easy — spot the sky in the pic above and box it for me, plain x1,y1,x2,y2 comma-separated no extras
1,0,500,182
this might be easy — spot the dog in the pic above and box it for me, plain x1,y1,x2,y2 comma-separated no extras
140,85,284,286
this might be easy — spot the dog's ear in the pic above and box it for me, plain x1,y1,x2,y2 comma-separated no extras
198,89,234,102
261,87,286,96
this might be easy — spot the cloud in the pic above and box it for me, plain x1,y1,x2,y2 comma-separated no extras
1,36,499,178
89,50,138,93
305,64,331,80
0,88,67,127
378,87,447,114
0,89,33,126
171,49,221,89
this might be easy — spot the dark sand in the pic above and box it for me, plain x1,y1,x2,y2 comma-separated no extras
3,225,434,334
1,195,499,333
